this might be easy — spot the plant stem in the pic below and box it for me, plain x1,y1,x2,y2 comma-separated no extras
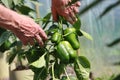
34,2,40,25
64,67,71,80
18,55,23,67
35,4,40,18
52,62,55,80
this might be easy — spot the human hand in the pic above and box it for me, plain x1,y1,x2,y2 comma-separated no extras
51,0,80,24
0,4,47,46
12,15,48,46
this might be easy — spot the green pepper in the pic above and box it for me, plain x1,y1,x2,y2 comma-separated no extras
55,41,77,63
51,32,62,44
64,27,80,50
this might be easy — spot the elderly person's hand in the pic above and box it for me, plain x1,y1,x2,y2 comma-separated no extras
11,15,48,46
0,5,47,46
51,0,80,24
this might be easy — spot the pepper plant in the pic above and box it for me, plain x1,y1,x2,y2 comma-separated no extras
0,0,92,80
25,13,91,80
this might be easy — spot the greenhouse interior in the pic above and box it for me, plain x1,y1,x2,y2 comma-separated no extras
0,0,120,80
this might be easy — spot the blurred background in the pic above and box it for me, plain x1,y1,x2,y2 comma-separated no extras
0,0,120,79
79,0,120,78
38,0,120,79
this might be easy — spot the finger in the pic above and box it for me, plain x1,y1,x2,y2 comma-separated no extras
21,39,27,45
64,15,74,24
68,0,72,2
69,10,77,22
35,34,44,46
38,28,48,41
74,1,81,7
73,6,79,13
20,37,30,45
28,38,35,45
51,7,58,21
15,33,28,45
63,7,75,24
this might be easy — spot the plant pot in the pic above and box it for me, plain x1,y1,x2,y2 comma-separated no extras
10,69,34,80
0,51,10,80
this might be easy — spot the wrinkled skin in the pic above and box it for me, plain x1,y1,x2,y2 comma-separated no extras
12,15,48,46
0,5,47,46
51,0,81,24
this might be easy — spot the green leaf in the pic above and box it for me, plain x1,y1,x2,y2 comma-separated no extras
29,11,36,18
73,16,81,30
42,13,52,29
78,56,91,70
49,60,65,79
0,31,11,46
80,30,93,40
113,74,120,80
74,56,91,80
0,28,6,35
54,62,65,78
76,30,83,36
8,52,16,64
30,53,46,68
15,5,35,15
1,0,13,8
42,13,51,24
47,24,59,36
31,67,47,80
0,40,12,52
8,47,24,64
58,16,69,27
13,0,23,5
26,47,45,63
10,41,22,48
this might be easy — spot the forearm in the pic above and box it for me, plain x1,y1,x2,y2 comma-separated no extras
0,4,19,30
0,4,47,46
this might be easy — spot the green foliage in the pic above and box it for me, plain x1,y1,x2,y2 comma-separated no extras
80,30,93,41
0,31,12,52
13,0,23,6
26,46,46,63
1,0,13,8
31,12,91,79
73,16,81,30
15,5,35,15
0,40,12,52
74,56,90,80
0,31,12,46
8,41,23,64
27,11,91,79
31,66,48,80
42,12,52,29
0,0,92,80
